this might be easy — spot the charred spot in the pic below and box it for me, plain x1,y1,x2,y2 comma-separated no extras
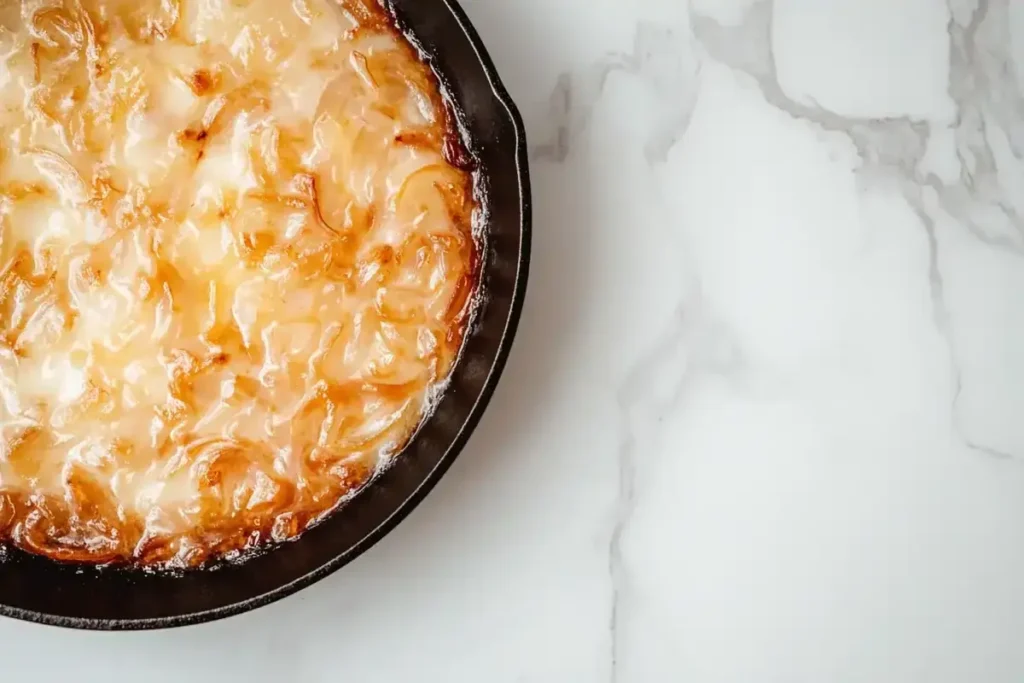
442,132,475,171
30,42,40,83
179,127,210,162
182,127,208,143
188,69,217,96
394,130,436,149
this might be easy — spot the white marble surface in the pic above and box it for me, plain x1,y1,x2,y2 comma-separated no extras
5,0,1024,680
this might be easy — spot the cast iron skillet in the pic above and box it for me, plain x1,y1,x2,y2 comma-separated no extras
0,0,530,630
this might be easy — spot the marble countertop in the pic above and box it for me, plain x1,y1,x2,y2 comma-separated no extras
5,0,1024,680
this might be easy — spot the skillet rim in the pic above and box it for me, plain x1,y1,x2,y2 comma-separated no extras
0,0,530,630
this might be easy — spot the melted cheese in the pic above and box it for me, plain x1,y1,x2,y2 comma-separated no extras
0,0,476,566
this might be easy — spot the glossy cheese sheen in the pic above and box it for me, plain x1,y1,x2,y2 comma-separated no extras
0,0,477,566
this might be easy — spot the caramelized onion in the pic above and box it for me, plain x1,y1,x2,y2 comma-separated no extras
0,0,477,567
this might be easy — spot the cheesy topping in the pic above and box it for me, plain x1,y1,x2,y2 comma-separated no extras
0,0,476,566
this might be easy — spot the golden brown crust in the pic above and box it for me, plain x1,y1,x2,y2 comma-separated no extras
0,0,477,567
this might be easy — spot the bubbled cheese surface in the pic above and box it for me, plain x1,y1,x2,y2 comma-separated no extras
0,0,477,566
